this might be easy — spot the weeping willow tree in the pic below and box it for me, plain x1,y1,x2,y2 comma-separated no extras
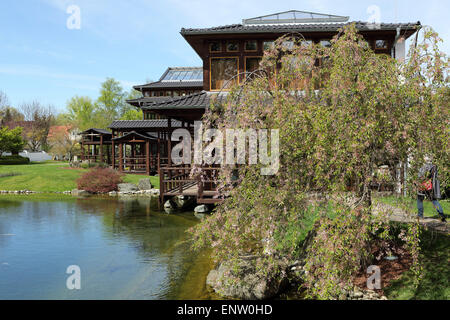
190,24,449,299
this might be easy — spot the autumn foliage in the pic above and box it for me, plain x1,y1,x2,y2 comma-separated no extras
76,168,123,193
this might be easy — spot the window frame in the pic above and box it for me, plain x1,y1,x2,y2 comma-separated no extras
209,41,222,53
244,40,258,52
226,41,239,53
209,56,240,91
244,56,263,78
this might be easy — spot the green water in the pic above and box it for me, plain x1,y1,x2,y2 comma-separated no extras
0,195,218,300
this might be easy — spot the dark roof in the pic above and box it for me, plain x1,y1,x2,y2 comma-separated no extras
108,119,182,129
134,80,203,90
181,21,420,36
133,67,203,91
112,131,157,141
127,96,173,106
139,91,228,110
80,128,112,135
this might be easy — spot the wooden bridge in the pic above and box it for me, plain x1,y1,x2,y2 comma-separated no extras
159,165,223,205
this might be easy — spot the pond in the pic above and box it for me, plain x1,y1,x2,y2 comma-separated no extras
0,195,218,300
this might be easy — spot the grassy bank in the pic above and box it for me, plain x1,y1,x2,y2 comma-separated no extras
375,195,450,218
384,230,449,300
0,162,159,192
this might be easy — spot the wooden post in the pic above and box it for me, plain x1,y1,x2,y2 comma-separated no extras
157,131,161,171
146,140,150,175
119,143,123,172
111,141,115,169
100,135,104,163
168,119,172,167
81,142,85,161
107,145,111,165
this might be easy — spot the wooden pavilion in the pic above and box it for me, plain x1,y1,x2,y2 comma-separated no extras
79,128,113,164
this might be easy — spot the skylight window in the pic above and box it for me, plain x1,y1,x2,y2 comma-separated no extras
160,68,203,82
243,10,349,25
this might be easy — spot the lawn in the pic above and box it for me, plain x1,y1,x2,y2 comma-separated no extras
375,195,450,218
0,161,159,192
384,229,450,300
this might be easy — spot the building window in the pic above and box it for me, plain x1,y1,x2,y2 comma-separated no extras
320,40,331,48
210,41,222,52
245,40,257,51
226,41,239,52
210,57,239,90
282,41,294,49
376,40,387,49
263,41,274,51
301,40,313,47
245,57,262,74
144,91,150,97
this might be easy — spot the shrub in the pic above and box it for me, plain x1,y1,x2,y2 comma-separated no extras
76,168,123,193
0,155,30,165
80,162,108,169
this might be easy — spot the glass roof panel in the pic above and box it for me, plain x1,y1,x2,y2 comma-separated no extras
161,68,203,82
243,10,349,24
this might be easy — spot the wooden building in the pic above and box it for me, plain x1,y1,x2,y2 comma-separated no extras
79,128,113,164
84,10,421,206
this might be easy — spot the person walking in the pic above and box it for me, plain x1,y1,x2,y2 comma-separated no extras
417,160,446,222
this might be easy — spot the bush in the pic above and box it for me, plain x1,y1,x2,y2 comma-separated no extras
0,155,30,165
80,162,108,169
76,168,123,193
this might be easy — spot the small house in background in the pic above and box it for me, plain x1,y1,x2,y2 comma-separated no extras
47,125,80,161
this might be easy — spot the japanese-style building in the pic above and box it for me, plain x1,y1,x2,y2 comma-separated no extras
79,10,421,207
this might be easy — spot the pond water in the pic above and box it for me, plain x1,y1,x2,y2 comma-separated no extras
0,195,218,300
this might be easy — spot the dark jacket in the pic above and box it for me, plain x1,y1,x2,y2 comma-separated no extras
418,163,441,199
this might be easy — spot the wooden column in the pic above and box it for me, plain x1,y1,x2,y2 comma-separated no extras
146,140,150,175
111,141,115,169
119,143,123,172
100,135,104,163
157,131,161,171
168,119,172,167
81,142,85,161
107,145,111,165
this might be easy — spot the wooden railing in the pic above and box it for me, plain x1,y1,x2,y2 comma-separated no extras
160,166,195,197
197,166,222,204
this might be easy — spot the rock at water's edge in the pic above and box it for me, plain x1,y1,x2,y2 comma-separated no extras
118,183,139,193
206,257,288,300
194,204,210,213
138,178,153,191
164,199,177,214
71,189,90,196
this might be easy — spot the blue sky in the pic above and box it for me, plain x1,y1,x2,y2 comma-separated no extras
0,0,448,113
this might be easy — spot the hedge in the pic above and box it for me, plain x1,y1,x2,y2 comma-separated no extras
0,156,31,165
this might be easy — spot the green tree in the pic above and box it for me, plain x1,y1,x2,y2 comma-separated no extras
0,106,25,123
190,25,448,299
97,78,125,124
64,96,98,130
20,101,54,152
0,127,25,155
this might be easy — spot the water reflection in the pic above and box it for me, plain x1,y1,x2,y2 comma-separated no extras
0,195,217,300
